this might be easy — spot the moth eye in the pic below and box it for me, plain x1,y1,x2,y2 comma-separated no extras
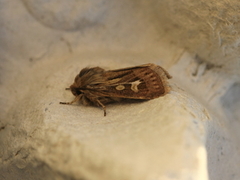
71,88,82,96
75,90,82,95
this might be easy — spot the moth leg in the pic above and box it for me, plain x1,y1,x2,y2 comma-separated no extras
65,88,71,90
60,95,81,105
96,99,107,116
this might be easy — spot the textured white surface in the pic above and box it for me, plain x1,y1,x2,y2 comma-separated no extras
0,0,239,180
0,58,210,179
0,53,210,180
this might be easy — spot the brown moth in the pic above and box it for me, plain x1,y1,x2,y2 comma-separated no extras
60,63,172,116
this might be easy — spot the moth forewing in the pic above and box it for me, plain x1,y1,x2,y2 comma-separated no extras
101,64,171,99
60,63,172,116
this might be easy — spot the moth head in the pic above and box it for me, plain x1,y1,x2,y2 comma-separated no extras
70,84,82,96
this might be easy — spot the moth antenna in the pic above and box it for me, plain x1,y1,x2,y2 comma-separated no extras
65,88,71,90
96,99,107,116
59,101,72,105
60,95,81,105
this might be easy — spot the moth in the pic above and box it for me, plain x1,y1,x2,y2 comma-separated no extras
60,63,172,116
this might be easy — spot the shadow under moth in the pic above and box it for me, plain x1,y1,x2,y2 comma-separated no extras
60,63,172,116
